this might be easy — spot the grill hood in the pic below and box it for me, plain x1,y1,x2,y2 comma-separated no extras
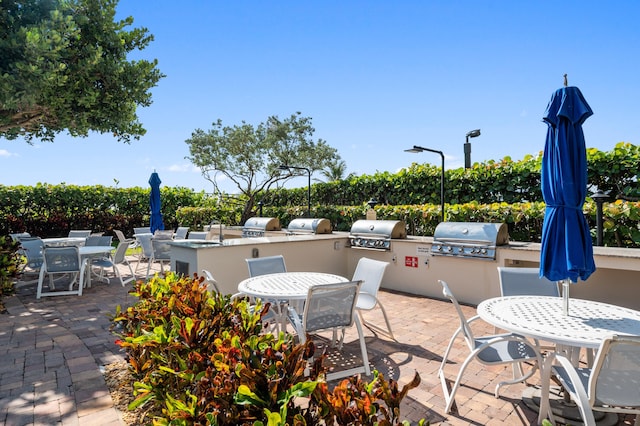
242,217,281,237
349,220,407,250
287,218,332,234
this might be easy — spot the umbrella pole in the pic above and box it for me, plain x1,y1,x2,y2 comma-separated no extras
561,280,569,315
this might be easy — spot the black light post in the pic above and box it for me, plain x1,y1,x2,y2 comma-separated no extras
464,129,481,169
404,145,445,223
592,190,609,246
278,165,311,217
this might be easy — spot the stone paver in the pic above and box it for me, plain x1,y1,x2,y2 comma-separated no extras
1,258,636,425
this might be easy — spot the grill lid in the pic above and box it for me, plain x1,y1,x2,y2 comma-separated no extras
431,222,509,259
349,220,407,239
433,222,509,246
242,217,281,231
287,218,332,234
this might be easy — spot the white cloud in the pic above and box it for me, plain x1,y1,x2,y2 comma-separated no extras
166,163,197,173
0,149,16,157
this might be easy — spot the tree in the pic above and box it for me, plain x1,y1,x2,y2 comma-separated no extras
317,159,352,183
185,112,340,223
0,0,164,143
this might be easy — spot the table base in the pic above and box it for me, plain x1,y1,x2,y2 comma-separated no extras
522,385,619,425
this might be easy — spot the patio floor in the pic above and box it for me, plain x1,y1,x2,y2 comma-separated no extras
0,258,635,425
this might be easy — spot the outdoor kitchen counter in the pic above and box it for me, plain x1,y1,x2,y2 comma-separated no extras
169,232,640,311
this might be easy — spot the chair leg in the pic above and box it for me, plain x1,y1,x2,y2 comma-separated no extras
353,314,371,376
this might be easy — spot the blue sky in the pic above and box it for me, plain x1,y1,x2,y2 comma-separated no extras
1,1,639,194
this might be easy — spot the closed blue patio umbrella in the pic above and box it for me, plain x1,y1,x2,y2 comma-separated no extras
539,84,596,315
149,171,165,234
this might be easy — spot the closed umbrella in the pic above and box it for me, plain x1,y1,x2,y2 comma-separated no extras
539,84,596,315
149,171,165,234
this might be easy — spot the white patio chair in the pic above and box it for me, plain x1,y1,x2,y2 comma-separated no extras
146,238,172,278
36,246,88,298
134,233,154,273
497,267,560,297
85,235,112,247
114,229,137,249
202,269,221,293
153,229,174,240
246,255,288,330
133,227,151,235
10,232,31,242
90,241,136,286
17,237,44,274
437,280,543,413
174,226,189,240
352,257,393,339
246,255,287,277
287,280,371,381
542,334,640,426
68,230,92,238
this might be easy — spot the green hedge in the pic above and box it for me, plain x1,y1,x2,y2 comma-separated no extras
2,143,639,247
263,142,640,208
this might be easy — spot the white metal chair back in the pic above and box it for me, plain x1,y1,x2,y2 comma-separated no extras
287,280,371,381
68,230,92,238
352,257,393,338
10,232,31,242
154,229,174,240
114,230,132,243
145,238,172,278
303,281,361,333
353,257,388,297
133,227,151,235
151,239,172,260
590,335,640,413
174,227,189,239
246,255,287,277
545,334,640,426
37,246,86,298
137,234,154,258
497,267,560,297
85,235,112,247
19,237,45,271
202,269,220,293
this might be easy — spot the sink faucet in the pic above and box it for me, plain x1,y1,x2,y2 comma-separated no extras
209,219,224,242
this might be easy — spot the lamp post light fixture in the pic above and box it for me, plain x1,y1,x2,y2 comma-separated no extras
278,164,311,217
404,145,445,223
464,129,481,169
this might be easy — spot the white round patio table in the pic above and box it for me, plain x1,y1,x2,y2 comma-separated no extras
477,295,640,424
477,295,640,349
42,237,87,247
238,272,348,301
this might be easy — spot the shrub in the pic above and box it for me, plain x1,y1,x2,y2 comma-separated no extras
112,272,426,425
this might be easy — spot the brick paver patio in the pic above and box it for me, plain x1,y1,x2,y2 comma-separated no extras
1,258,634,425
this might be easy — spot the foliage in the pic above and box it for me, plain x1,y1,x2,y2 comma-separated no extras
0,0,164,142
266,143,640,208
317,158,350,183
185,112,340,224
0,236,21,312
0,183,209,237
111,272,425,425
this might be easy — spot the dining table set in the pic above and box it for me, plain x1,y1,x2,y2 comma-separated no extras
476,294,640,425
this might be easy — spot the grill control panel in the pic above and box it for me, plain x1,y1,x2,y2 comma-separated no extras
349,237,391,250
431,243,496,259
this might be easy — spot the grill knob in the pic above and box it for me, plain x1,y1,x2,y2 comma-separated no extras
480,248,487,254
447,246,453,252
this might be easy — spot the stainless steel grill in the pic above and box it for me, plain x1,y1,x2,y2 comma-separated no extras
349,220,407,250
287,218,332,235
242,217,281,238
431,222,509,260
